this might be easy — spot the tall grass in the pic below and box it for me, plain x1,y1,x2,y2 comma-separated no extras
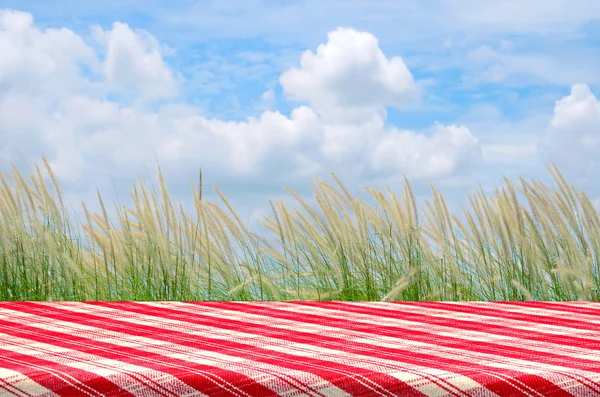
0,156,598,302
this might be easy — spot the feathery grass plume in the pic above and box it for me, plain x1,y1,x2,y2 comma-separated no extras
80,201,101,299
363,186,417,295
0,174,20,221
1,162,65,299
349,199,378,300
315,178,373,300
493,188,525,298
362,187,401,293
422,189,461,300
318,182,357,240
489,189,532,299
96,188,119,297
326,184,377,299
10,163,39,220
114,204,149,298
203,204,251,265
499,189,536,299
283,186,336,247
266,199,291,294
211,183,272,299
262,201,302,298
375,180,431,299
192,168,216,298
184,168,203,288
290,205,342,297
312,180,355,288
197,203,231,260
277,186,347,294
330,172,354,203
527,174,592,299
548,163,580,219
184,201,236,297
30,165,54,220
578,193,600,299
41,157,66,227
212,186,256,260
268,199,335,299
154,165,189,297
380,265,422,301
517,176,563,298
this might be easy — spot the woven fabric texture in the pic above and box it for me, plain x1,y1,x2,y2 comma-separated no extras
0,301,598,396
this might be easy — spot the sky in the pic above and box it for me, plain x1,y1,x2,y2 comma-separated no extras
1,0,600,261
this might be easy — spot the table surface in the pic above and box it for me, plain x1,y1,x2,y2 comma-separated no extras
0,301,598,397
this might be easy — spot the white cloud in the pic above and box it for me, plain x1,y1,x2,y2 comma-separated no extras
2,5,599,254
447,0,600,34
280,27,419,122
167,106,322,174
538,84,600,181
0,13,487,245
0,16,476,185
0,10,98,97
462,43,600,86
92,21,177,100
256,88,276,112
261,89,275,102
447,102,554,178
548,84,600,130
369,123,481,179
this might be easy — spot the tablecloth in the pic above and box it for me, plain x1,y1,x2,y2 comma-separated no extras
0,301,598,396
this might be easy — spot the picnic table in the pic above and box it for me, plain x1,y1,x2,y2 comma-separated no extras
0,300,598,396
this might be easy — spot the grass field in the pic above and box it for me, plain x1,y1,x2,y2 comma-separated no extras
0,156,598,302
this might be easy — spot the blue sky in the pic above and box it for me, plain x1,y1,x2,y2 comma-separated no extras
1,0,599,256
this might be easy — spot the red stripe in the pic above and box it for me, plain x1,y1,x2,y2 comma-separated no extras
207,301,599,395
490,301,600,316
0,346,133,397
88,301,467,396
71,301,431,396
0,304,277,397
388,301,600,331
92,301,568,396
286,301,600,357
3,302,425,397
0,301,598,396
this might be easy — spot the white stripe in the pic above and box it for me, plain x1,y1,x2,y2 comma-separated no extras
0,332,211,397
0,367,60,397
33,302,493,396
0,306,347,397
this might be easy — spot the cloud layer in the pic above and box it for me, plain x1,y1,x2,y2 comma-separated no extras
0,6,599,249
539,84,600,182
0,11,482,188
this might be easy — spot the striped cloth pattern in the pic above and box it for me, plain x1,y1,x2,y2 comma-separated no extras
0,301,599,396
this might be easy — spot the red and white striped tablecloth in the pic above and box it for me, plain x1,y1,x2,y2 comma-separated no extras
0,301,598,396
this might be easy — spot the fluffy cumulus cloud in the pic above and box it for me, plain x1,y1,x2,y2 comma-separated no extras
0,11,97,98
92,22,178,99
370,123,480,179
277,27,479,175
0,9,492,243
0,12,480,189
538,84,600,182
158,105,322,174
280,27,419,122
